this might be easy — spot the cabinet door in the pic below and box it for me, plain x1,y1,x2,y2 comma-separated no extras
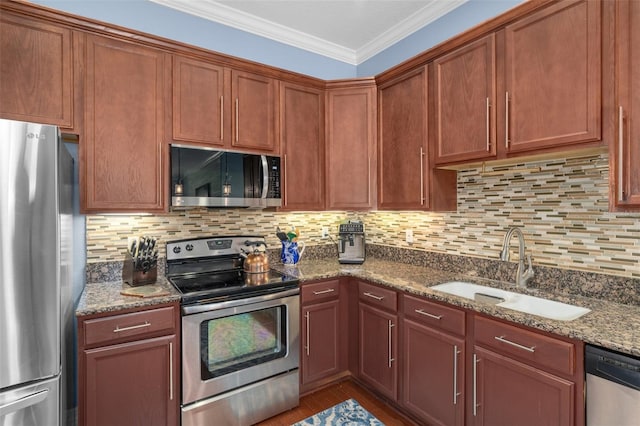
231,70,277,153
172,55,229,146
83,335,178,426
502,0,601,153
434,35,496,164
615,0,640,207
377,68,428,210
472,346,574,426
358,303,397,400
302,300,340,385
402,319,464,426
326,84,376,210
280,82,325,210
0,12,74,128
82,34,168,213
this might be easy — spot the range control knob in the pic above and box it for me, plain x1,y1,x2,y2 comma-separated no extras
172,246,181,254
185,244,194,251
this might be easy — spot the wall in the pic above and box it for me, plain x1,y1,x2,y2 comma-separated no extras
87,152,640,279
30,0,520,79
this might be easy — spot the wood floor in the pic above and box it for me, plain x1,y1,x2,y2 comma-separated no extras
256,380,414,425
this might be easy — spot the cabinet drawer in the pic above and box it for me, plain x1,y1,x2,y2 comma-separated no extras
83,306,177,348
403,294,465,336
474,315,576,376
358,281,397,311
302,279,340,304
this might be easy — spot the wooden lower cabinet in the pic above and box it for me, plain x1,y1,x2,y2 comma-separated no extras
472,346,574,426
78,303,180,426
300,279,347,393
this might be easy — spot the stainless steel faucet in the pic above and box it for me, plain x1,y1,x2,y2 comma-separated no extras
500,227,534,288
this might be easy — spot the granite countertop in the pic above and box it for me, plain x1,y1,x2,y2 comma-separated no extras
77,258,640,356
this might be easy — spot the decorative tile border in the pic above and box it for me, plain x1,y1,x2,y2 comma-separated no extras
86,152,640,280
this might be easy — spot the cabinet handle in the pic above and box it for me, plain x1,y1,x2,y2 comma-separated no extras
220,96,224,140
305,311,310,356
473,354,479,416
618,106,625,202
453,345,460,405
312,288,335,295
113,321,150,333
363,292,384,301
486,97,491,151
235,98,239,142
169,342,174,401
388,320,395,368
505,91,510,149
283,154,288,206
414,309,442,320
494,335,536,353
419,147,425,205
367,156,372,206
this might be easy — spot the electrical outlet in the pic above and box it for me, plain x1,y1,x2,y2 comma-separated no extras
321,227,329,239
405,229,414,244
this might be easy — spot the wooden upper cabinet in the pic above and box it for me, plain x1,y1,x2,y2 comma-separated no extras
0,12,75,129
325,81,377,210
501,0,601,154
172,55,229,146
614,0,640,208
280,82,325,210
378,67,429,210
434,34,496,165
81,34,169,213
231,70,278,153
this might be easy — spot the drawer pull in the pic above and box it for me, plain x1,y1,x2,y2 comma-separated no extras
312,288,335,295
415,309,442,320
363,292,384,301
113,321,151,333
495,335,536,353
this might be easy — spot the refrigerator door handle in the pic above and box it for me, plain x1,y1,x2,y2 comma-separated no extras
0,389,49,417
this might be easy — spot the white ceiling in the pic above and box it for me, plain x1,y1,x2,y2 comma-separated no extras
149,0,469,65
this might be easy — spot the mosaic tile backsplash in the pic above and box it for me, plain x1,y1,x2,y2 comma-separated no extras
86,152,640,279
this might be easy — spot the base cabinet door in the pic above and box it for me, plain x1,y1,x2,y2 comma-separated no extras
84,335,178,426
471,346,574,426
302,300,341,385
402,319,464,426
359,303,397,400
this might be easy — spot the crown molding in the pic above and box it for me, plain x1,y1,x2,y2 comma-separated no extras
150,0,467,65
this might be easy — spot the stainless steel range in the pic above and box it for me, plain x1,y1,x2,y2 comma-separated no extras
166,236,300,426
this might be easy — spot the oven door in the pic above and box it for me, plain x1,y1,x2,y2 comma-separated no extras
181,289,299,405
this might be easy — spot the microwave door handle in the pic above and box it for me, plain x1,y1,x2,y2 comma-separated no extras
260,155,269,198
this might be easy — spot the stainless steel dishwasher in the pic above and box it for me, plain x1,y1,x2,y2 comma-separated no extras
585,345,640,426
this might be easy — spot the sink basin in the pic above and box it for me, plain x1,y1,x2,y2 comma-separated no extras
431,281,590,321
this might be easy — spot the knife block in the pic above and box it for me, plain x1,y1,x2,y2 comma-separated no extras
122,253,157,286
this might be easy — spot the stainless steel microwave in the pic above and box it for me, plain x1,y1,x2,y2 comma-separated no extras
170,145,281,208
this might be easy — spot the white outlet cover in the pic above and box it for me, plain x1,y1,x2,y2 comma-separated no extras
405,229,413,243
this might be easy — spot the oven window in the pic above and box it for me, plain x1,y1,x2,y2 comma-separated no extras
200,305,286,379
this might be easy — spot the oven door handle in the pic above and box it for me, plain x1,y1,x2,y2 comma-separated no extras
182,287,300,315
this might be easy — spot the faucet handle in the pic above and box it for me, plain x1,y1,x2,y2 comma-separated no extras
522,254,535,283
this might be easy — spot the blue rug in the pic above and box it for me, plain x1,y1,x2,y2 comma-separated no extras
292,398,385,426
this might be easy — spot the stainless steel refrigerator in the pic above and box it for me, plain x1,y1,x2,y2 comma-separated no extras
0,119,74,426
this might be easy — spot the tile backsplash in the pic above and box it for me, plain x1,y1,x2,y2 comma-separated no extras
86,152,640,279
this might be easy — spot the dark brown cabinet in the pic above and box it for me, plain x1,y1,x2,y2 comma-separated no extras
401,295,465,426
614,0,640,208
280,82,325,210
499,0,601,154
78,304,180,426
357,281,398,400
172,55,229,147
231,70,278,154
433,35,496,164
325,80,377,210
470,315,583,426
81,34,169,213
0,11,76,130
300,280,345,393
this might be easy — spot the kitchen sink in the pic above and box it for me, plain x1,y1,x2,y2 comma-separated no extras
431,281,590,321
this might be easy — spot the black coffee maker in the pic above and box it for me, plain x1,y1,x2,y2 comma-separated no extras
338,220,365,264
